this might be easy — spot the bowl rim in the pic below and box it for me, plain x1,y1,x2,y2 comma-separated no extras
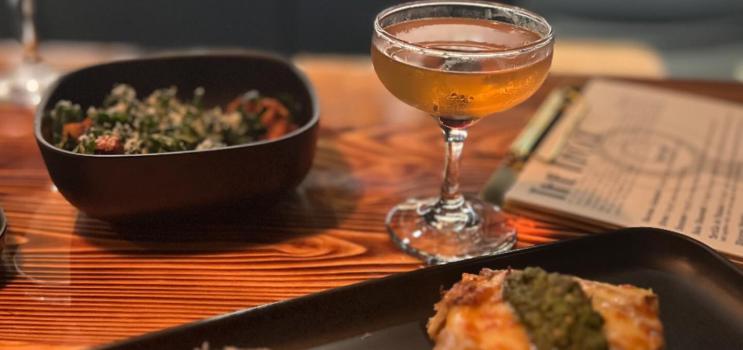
34,50,320,158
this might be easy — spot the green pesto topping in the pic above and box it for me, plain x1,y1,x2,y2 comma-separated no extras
503,267,608,350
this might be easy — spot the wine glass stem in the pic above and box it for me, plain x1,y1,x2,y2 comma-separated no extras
20,0,40,64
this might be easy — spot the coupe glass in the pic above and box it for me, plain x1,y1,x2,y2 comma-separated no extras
372,0,553,263
0,0,57,106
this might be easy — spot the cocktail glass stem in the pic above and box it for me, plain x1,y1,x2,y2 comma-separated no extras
441,126,465,203
384,117,515,263
424,125,478,232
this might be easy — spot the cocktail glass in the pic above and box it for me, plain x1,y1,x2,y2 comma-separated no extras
372,0,553,263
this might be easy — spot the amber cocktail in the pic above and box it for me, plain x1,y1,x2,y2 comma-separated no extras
372,1,553,263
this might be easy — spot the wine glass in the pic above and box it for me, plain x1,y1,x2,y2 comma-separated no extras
0,0,57,106
372,0,553,263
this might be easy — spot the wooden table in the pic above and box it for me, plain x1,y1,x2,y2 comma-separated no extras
1,56,742,349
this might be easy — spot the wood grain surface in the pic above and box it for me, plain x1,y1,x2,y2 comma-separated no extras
1,56,742,349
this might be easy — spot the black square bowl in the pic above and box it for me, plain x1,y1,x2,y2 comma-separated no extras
34,52,319,221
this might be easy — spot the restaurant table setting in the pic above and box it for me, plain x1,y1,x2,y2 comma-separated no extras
1,1,743,349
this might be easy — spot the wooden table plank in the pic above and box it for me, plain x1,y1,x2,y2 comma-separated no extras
1,57,742,349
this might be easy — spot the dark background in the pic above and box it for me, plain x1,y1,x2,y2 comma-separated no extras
1,0,743,79
1,0,404,53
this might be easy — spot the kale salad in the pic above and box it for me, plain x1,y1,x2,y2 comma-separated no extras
48,84,298,154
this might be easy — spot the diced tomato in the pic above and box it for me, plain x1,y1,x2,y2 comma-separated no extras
62,118,93,139
260,108,278,127
260,98,290,118
94,135,123,154
266,120,289,140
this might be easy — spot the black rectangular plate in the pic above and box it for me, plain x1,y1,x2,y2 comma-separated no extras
100,228,743,350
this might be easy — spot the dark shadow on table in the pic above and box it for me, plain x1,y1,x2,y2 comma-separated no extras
74,142,362,255
0,247,18,290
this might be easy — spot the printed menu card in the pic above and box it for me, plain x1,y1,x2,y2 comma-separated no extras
506,79,743,258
